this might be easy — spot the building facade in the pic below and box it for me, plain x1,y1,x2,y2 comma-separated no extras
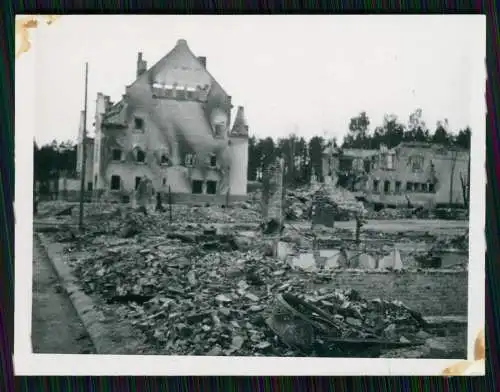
322,142,470,207
77,39,249,202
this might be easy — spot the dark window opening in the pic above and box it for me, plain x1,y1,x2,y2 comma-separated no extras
214,124,225,138
422,183,428,192
87,182,93,191
372,180,379,193
339,158,352,171
162,178,167,186
429,183,435,193
111,175,121,190
135,177,141,190
186,90,194,100
134,117,144,130
395,181,401,193
363,159,371,173
136,149,146,163
384,180,391,193
192,180,203,194
94,175,97,187
112,149,122,161
210,154,217,167
406,182,413,192
160,154,169,165
206,180,217,195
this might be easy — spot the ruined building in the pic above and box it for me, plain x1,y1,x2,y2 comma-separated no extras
75,39,249,202
322,142,470,207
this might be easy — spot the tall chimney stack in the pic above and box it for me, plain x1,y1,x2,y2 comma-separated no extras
197,56,207,68
136,52,147,78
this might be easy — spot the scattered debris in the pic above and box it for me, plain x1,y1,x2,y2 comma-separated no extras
37,196,468,357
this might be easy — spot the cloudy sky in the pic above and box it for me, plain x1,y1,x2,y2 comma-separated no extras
23,15,484,145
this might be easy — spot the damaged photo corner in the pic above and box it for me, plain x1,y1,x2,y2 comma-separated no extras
14,14,486,376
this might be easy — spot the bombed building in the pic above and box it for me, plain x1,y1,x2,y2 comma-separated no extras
74,39,249,202
322,142,470,207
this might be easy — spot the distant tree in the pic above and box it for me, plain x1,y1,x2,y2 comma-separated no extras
432,119,451,145
404,108,430,142
343,112,371,148
372,114,406,149
33,139,77,184
308,136,325,182
454,126,471,149
258,137,276,178
247,136,261,181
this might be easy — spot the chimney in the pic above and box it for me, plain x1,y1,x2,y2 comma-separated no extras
197,56,207,68
136,52,147,78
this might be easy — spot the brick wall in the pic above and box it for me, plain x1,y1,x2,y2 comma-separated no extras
318,270,468,316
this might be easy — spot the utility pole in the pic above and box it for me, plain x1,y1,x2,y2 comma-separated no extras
78,62,89,231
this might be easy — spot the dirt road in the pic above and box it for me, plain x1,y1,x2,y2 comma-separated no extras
31,237,95,354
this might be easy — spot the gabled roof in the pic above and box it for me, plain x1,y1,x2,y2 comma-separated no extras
133,39,229,98
102,39,231,125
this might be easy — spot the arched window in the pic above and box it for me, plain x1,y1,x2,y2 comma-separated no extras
135,148,146,163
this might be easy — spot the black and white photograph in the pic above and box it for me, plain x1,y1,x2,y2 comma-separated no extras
15,15,485,375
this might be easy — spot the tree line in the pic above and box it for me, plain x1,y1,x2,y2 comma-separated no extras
34,108,472,190
34,140,77,185
249,109,471,187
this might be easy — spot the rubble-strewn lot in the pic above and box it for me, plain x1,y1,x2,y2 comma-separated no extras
35,195,469,358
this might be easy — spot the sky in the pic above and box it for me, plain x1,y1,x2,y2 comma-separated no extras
24,15,484,145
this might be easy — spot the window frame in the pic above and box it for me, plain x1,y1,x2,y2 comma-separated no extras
206,180,217,195
134,117,144,130
209,154,217,168
110,175,121,190
192,180,203,194
111,148,122,161
383,180,391,194
410,154,424,172
136,149,146,163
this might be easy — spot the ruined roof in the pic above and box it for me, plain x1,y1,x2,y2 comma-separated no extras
134,39,229,98
230,106,249,138
340,148,379,159
102,39,230,125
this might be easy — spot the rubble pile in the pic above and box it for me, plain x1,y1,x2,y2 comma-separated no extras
43,202,262,229
365,208,415,220
434,208,469,221
267,289,429,356
285,184,366,222
432,231,469,251
61,226,432,357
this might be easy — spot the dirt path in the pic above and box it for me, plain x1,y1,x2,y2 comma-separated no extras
31,237,95,354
